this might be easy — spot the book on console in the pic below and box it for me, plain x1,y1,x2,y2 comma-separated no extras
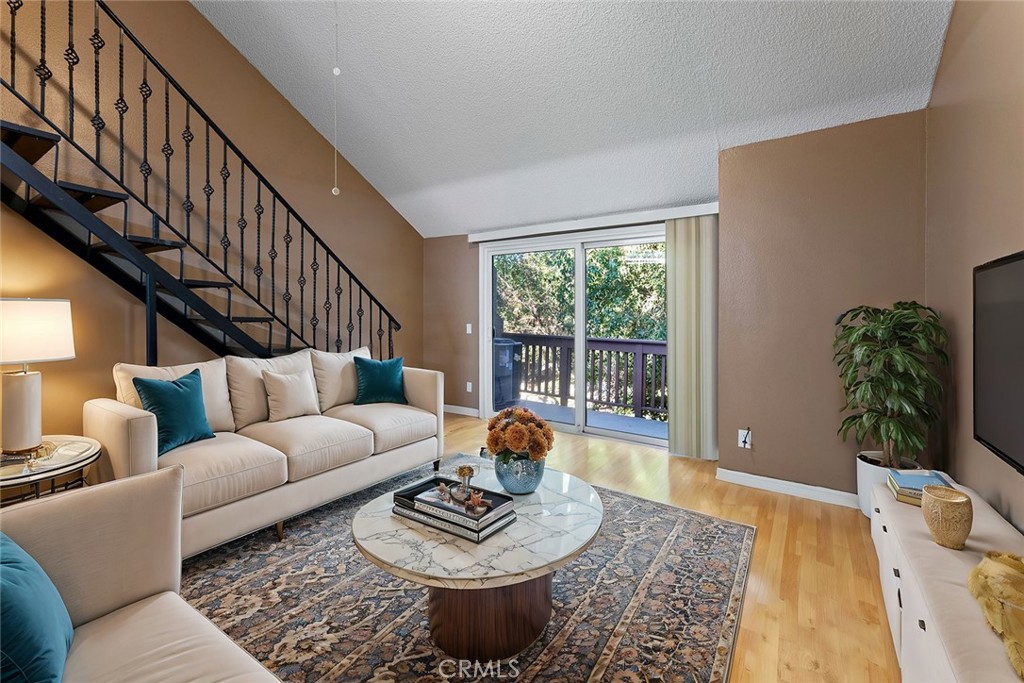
392,504,516,543
886,469,954,506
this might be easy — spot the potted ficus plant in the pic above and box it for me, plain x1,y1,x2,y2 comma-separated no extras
833,301,949,516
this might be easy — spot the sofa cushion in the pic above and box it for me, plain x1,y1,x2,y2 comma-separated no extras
324,403,437,454
262,369,320,422
0,532,74,683
133,370,215,456
309,346,371,412
354,356,408,405
157,433,287,517
239,415,373,482
113,358,235,433
62,592,277,683
225,349,313,429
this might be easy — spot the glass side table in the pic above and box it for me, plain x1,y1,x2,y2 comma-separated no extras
0,435,101,506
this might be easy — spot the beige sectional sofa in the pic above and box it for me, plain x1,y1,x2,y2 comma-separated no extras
83,348,442,558
0,467,280,682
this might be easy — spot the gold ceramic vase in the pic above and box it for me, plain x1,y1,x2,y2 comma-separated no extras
922,485,973,550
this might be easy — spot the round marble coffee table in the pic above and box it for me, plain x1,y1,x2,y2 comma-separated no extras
352,460,603,661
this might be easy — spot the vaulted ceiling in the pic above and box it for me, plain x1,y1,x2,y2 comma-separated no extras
192,1,952,238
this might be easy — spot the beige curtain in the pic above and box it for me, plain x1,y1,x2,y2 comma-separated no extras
666,214,718,459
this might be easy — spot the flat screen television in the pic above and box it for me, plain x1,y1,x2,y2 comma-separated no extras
974,250,1024,474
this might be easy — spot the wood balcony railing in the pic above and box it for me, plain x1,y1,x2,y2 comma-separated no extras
502,333,668,419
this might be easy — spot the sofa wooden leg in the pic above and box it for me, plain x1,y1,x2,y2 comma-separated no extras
275,521,285,541
433,459,441,472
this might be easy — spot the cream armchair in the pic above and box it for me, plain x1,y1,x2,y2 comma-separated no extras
0,467,278,682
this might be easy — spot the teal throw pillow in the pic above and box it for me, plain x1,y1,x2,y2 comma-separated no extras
354,356,408,405
133,369,215,456
0,532,74,683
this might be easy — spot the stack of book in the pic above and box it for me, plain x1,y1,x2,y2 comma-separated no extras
392,476,516,543
886,469,954,506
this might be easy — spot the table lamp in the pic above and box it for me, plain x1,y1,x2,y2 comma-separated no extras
0,299,76,454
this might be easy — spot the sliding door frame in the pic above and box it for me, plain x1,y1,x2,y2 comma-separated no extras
478,223,667,444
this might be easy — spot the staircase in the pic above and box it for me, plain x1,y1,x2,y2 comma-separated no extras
1,0,400,363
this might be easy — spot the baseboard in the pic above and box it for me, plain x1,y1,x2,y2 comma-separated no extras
716,468,859,509
444,404,479,417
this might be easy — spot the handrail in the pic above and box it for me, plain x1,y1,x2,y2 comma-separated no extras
501,332,668,417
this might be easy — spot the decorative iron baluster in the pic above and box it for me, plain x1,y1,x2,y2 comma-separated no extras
269,196,278,315
35,0,51,115
388,319,394,358
254,183,264,301
239,168,250,287
357,290,364,348
347,275,354,350
335,264,342,351
310,242,319,348
64,0,79,138
283,213,293,332
162,78,173,222
323,254,332,349
139,59,152,203
298,230,306,339
182,105,193,240
220,142,230,271
90,2,105,160
115,29,126,181
7,0,22,89
203,121,212,255
377,307,384,359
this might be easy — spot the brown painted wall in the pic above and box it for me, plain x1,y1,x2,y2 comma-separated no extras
0,206,215,435
924,0,1024,525
717,111,927,492
1,1,424,436
423,236,479,408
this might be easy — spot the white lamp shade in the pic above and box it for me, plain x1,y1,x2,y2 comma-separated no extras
0,298,76,365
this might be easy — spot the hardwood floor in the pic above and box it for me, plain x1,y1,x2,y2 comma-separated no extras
443,413,900,683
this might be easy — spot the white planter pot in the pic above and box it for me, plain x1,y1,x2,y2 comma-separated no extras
856,451,921,517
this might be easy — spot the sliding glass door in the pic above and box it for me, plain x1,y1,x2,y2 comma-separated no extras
583,242,667,439
491,249,575,426
483,227,667,443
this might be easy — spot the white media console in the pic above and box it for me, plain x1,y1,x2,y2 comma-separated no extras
871,483,1023,682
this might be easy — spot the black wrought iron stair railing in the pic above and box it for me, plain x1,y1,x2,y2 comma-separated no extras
1,134,269,361
1,0,400,359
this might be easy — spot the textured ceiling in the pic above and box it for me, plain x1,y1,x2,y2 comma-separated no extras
192,1,952,238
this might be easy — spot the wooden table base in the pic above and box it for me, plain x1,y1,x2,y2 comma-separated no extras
428,574,553,661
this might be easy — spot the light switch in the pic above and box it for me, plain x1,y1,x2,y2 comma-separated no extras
466,323,473,335
466,381,473,393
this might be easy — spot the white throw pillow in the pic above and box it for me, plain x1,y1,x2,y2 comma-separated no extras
262,370,320,422
225,349,314,429
113,357,235,432
309,347,371,412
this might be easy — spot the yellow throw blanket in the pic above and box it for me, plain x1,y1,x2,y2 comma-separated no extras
968,552,1024,680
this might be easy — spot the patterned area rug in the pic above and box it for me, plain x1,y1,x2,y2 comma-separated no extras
181,457,755,683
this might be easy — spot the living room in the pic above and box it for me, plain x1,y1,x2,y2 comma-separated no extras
1,1,1022,682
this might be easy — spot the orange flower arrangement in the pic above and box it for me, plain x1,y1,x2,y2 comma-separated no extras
486,407,554,463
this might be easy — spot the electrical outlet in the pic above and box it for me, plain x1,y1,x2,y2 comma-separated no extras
738,428,752,449
466,323,473,335
466,381,473,393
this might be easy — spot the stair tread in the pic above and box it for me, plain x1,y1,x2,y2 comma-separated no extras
180,278,233,289
188,314,273,324
93,236,185,255
31,180,129,213
1,121,60,167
